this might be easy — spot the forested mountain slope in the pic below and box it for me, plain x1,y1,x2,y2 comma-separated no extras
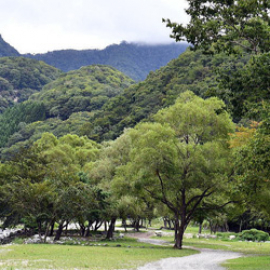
24,41,188,81
0,49,249,158
89,49,249,141
0,65,134,153
0,57,62,112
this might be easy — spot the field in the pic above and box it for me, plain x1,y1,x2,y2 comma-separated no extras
0,237,196,270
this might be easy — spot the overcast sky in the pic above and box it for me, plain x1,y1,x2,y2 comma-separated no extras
0,0,189,54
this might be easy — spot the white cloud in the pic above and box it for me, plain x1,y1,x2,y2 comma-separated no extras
0,0,189,54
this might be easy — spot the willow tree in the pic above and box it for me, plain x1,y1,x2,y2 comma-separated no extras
119,91,234,249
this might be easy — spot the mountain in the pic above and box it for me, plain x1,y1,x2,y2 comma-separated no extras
23,41,189,81
0,35,20,57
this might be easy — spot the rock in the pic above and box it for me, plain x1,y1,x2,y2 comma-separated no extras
229,235,236,240
184,233,193,239
155,231,163,237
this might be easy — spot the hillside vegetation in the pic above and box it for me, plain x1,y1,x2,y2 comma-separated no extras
0,65,134,152
0,57,62,112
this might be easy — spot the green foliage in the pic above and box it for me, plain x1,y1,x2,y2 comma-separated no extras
0,133,102,237
164,0,270,54
0,101,47,148
0,57,61,111
89,49,246,141
29,65,134,120
240,229,269,242
215,53,270,121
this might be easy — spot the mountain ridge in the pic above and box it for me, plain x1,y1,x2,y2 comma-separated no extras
23,41,189,81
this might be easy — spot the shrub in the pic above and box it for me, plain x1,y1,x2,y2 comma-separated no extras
240,229,269,242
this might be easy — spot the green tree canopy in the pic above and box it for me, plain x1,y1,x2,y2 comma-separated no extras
164,0,270,54
114,91,234,248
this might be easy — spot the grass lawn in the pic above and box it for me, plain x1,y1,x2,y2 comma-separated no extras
0,238,197,270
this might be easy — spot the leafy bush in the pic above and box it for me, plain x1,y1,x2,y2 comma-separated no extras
240,229,269,242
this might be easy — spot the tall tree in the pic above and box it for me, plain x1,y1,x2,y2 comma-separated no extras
115,91,234,249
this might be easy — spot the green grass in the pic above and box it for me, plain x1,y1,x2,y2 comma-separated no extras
0,239,197,270
223,256,270,270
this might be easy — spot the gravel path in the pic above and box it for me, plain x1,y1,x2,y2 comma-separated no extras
136,248,242,270
127,232,242,270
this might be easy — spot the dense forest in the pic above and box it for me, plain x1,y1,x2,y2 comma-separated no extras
0,0,270,250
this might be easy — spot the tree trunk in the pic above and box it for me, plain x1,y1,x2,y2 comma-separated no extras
106,217,116,239
198,222,203,234
38,221,42,241
163,218,167,229
44,220,53,243
85,220,93,237
54,221,64,241
49,220,55,236
134,218,140,232
174,212,187,249
239,219,243,233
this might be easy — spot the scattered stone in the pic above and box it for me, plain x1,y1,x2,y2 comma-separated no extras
184,233,193,239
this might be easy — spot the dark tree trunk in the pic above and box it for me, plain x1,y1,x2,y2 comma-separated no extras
122,219,127,232
239,219,243,233
134,218,140,232
106,217,117,239
49,220,55,236
38,221,42,241
163,218,167,229
174,221,185,248
94,220,103,231
79,222,86,236
64,222,69,236
54,221,64,241
85,220,93,237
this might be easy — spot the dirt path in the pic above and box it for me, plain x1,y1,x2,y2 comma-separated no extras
127,232,242,270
